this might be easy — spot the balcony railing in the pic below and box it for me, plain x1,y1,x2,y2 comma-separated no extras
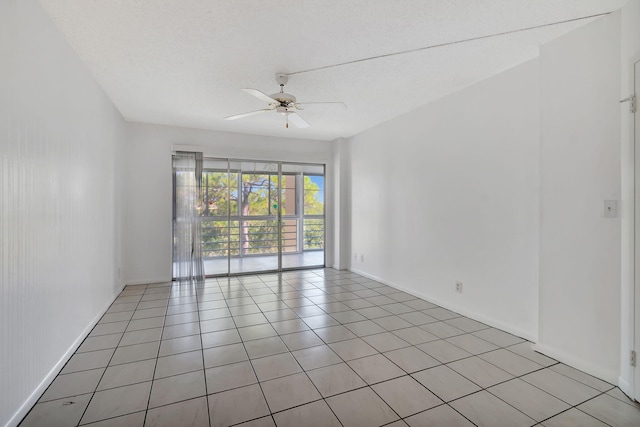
174,217,324,259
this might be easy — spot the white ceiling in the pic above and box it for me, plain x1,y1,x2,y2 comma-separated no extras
39,0,627,141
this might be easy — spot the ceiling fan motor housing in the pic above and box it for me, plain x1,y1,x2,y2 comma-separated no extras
270,92,296,105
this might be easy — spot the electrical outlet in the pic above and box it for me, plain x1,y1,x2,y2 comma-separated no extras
360,254,364,262
354,253,357,261
604,200,617,218
455,281,463,293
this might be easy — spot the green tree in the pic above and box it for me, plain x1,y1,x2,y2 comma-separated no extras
302,176,324,250
303,176,324,214
198,172,324,257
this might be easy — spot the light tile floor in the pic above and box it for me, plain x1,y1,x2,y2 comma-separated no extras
20,269,640,427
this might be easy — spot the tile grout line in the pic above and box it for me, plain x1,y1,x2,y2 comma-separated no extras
268,272,349,426
252,271,346,426
22,272,378,424
75,284,149,426
255,272,366,426
432,348,611,426
19,269,637,426
195,278,217,427
208,271,533,426
260,271,361,426
527,398,615,427
217,275,279,426
196,271,611,427
235,271,352,424
307,274,618,426
320,276,477,426
139,280,174,427
260,272,426,425
86,280,222,419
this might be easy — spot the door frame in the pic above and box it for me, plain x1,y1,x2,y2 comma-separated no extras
622,55,640,401
633,57,640,402
173,156,327,277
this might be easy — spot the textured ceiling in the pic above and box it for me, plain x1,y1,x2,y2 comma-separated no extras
39,0,627,141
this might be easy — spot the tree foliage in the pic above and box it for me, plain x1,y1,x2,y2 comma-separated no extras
196,172,324,257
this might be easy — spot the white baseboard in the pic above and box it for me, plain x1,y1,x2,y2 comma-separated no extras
124,277,171,286
532,343,618,385
618,376,634,399
5,284,125,427
349,268,536,342
350,268,394,284
351,268,628,388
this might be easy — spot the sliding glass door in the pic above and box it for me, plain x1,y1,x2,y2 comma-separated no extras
173,157,325,277
228,160,280,274
198,159,233,276
280,163,325,269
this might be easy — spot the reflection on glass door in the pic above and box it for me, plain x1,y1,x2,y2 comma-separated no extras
173,157,325,277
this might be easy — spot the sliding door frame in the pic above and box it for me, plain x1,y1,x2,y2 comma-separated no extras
173,156,326,278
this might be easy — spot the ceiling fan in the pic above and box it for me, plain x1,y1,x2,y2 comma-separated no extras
225,73,346,128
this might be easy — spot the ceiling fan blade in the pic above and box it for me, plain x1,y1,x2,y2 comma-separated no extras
243,88,279,104
288,112,310,128
295,101,347,110
224,109,272,120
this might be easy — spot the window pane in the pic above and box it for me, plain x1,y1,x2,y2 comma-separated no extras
201,220,230,257
281,174,298,216
201,171,235,216
281,219,299,252
241,173,271,216
304,175,324,215
303,219,324,250
239,219,279,254
229,220,240,256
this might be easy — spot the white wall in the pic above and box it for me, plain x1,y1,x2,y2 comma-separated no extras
537,12,622,383
347,9,629,385
619,0,640,397
348,59,541,340
0,1,126,426
123,123,335,284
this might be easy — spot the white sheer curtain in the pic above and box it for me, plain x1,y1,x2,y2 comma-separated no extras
173,151,204,283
